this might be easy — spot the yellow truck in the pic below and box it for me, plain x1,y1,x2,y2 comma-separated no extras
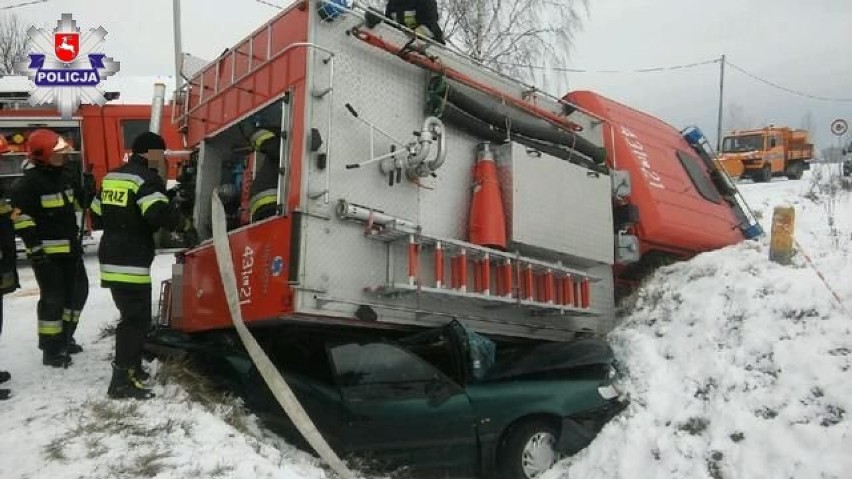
718,126,813,182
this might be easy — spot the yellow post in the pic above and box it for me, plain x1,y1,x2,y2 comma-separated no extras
769,206,795,265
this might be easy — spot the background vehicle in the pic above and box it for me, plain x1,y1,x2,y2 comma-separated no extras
0,76,186,251
149,320,624,479
718,126,813,181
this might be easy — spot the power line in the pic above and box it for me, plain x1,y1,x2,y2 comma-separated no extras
0,0,49,11
726,60,852,103
538,58,721,73
494,58,720,73
255,0,284,9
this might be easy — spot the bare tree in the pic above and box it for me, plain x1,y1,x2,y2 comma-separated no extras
441,0,586,77
0,13,31,75
364,0,587,84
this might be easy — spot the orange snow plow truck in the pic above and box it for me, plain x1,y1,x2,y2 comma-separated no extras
718,126,813,182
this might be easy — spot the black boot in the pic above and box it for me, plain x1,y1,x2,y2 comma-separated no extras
66,338,83,354
0,388,9,400
43,349,72,368
107,363,154,400
64,326,83,354
133,362,150,382
0,370,9,383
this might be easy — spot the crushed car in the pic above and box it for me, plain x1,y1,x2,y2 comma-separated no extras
148,320,626,479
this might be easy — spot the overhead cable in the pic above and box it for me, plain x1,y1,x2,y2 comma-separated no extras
726,61,852,103
0,0,49,11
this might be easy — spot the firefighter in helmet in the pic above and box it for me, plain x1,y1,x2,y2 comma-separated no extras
91,131,193,399
0,136,19,399
0,198,17,399
384,0,445,44
247,128,281,223
10,129,88,368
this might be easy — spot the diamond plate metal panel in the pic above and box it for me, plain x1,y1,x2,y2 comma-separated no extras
290,13,614,340
496,142,614,264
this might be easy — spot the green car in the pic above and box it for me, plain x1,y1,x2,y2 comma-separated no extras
151,321,625,479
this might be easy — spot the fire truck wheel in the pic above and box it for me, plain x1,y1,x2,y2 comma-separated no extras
785,162,804,180
753,165,772,183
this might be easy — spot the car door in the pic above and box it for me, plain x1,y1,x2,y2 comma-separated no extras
330,341,478,473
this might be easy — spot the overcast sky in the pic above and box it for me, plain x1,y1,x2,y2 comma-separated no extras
12,0,852,148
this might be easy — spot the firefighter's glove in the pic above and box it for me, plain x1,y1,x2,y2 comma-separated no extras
29,250,50,268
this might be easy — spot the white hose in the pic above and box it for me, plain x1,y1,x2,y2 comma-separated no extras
210,194,357,479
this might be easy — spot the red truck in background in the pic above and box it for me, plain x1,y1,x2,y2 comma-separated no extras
0,79,185,250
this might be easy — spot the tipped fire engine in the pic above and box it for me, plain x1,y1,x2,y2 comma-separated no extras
160,1,759,341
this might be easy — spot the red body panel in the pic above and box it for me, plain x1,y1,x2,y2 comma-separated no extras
173,4,311,333
183,4,309,146
0,104,183,185
174,216,296,332
568,90,744,257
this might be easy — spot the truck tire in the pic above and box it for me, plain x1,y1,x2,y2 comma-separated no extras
753,165,771,183
499,419,561,479
785,161,804,180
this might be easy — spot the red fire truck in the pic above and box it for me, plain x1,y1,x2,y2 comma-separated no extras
0,78,186,249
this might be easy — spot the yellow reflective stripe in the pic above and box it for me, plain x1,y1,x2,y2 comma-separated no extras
38,320,63,335
101,264,152,284
101,272,152,284
101,178,140,194
40,193,65,208
250,189,277,216
250,194,277,216
42,239,71,254
14,216,36,230
90,198,102,215
137,192,168,215
62,309,81,323
253,131,275,150
26,245,44,255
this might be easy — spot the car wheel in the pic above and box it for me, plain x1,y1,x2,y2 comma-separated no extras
499,419,561,479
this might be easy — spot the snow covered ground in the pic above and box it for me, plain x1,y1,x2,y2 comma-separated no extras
1,165,850,478
547,165,852,479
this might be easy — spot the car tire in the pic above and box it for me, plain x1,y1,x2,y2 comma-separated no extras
499,419,561,479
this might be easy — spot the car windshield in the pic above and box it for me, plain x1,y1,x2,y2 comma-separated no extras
722,134,764,153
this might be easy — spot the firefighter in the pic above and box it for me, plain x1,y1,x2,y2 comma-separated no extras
10,129,88,368
247,128,281,223
92,131,192,400
384,0,445,44
0,197,19,400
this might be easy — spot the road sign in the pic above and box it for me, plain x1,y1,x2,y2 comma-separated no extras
831,119,848,136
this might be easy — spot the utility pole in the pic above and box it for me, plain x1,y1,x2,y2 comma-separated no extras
173,0,183,90
716,54,726,152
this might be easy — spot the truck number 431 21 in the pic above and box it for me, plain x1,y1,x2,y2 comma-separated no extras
239,246,254,305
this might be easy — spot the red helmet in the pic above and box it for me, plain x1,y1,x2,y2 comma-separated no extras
27,129,70,164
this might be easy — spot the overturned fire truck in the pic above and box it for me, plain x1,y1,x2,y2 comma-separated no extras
158,1,759,342
148,1,763,476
